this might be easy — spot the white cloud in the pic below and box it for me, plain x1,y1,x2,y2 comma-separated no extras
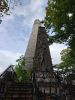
50,43,67,65
19,0,47,27
13,0,42,16
13,0,46,27
2,14,14,24
31,0,42,12
0,26,7,33
0,50,22,74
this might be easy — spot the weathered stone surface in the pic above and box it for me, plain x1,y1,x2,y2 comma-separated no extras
25,19,52,72
25,19,41,69
33,26,52,71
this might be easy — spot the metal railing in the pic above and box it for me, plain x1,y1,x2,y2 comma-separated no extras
0,65,17,99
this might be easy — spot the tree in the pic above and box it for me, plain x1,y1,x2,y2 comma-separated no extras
59,48,75,70
0,0,9,15
0,0,8,23
15,55,32,82
59,48,75,84
0,0,21,23
16,55,26,69
44,0,75,58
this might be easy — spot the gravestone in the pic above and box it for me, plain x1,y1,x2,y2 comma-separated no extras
25,19,53,72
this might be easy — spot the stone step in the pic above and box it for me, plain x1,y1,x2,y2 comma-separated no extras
5,92,32,95
8,88,32,91
8,90,32,93
3,82,33,100
9,85,33,88
4,95,32,98
4,96,32,100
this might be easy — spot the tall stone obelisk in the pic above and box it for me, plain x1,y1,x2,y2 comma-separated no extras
25,19,53,71
25,20,41,69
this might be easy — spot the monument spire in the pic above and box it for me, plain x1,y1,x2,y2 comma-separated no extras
25,19,41,69
25,19,53,71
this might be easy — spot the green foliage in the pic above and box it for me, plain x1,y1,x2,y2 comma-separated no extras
0,0,21,23
58,48,75,82
44,0,75,51
0,0,10,18
59,48,75,70
0,0,9,14
15,66,32,82
44,0,75,68
16,55,26,68
15,55,32,82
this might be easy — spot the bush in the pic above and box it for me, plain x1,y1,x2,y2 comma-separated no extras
15,66,32,82
15,55,32,82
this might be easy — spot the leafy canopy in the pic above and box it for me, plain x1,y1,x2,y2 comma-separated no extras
0,0,9,15
44,0,75,66
0,0,21,23
59,48,75,70
44,0,75,49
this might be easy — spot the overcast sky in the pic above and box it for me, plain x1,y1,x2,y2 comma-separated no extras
0,0,67,74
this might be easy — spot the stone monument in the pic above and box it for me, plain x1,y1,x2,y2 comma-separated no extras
25,20,61,99
25,19,53,72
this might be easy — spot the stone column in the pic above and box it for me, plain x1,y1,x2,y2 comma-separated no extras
25,19,41,69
